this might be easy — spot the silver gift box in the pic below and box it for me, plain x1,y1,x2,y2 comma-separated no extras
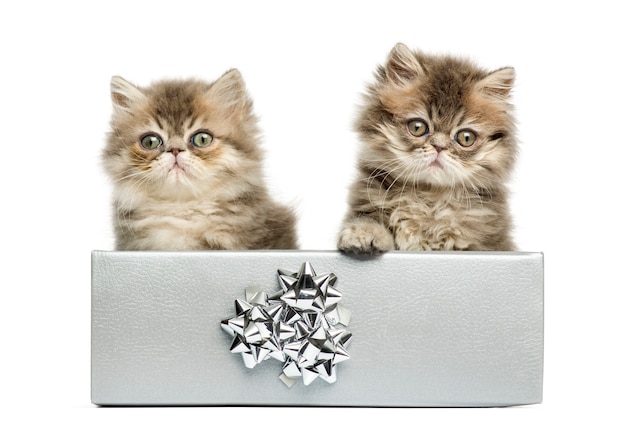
91,250,543,407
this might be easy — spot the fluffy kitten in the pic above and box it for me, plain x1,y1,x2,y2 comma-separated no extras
103,69,297,250
338,44,517,253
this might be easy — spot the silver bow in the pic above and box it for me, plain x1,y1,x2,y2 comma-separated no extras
221,262,352,387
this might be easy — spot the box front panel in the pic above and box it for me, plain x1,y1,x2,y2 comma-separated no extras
91,251,543,406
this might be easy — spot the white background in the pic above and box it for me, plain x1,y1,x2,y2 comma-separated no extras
1,1,624,420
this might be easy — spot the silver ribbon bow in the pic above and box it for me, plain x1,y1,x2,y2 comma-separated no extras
221,262,352,387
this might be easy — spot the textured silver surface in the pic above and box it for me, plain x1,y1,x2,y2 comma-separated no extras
91,250,543,407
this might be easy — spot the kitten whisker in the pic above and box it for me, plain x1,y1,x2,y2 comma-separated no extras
378,159,423,221
361,157,408,209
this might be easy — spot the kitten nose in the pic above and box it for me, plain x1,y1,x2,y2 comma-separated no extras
169,148,183,156
429,136,447,153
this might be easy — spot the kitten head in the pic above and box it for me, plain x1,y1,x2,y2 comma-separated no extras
358,43,517,190
104,69,263,204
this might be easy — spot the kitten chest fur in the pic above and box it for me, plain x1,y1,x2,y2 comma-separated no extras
384,189,509,251
115,197,268,250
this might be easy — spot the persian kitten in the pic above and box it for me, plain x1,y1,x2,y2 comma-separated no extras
338,43,517,253
103,69,297,250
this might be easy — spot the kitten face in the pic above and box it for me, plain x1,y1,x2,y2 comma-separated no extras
104,70,262,202
359,44,517,189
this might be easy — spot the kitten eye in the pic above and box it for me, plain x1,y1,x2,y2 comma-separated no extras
140,134,162,150
407,119,429,137
455,129,478,147
190,131,214,148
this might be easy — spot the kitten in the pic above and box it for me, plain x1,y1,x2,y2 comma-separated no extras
103,69,298,250
338,43,517,253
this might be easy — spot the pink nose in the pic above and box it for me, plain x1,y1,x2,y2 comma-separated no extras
170,148,181,156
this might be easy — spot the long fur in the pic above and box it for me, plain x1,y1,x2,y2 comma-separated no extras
103,70,297,250
338,44,517,253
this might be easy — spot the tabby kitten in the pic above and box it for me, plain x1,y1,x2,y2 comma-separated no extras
338,43,517,253
103,69,297,250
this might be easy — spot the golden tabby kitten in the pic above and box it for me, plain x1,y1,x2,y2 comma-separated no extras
103,69,297,250
338,44,517,253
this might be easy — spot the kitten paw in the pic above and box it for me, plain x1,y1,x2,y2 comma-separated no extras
337,219,395,255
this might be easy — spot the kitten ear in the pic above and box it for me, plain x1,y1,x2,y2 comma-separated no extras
475,67,515,100
110,76,145,110
207,69,250,111
385,43,424,84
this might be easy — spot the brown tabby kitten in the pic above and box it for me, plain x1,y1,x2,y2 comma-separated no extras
103,69,297,250
338,44,517,253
